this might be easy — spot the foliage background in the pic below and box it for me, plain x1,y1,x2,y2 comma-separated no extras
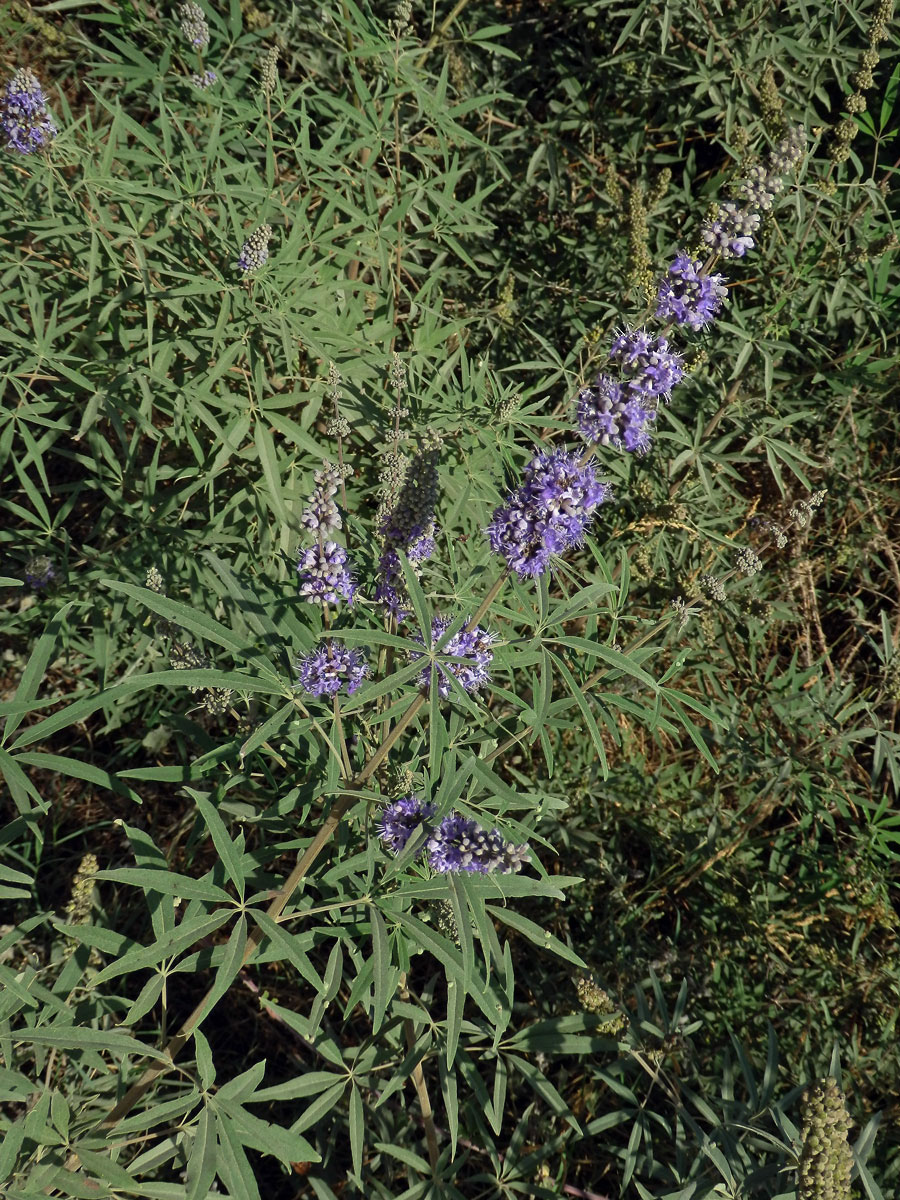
1,0,898,1196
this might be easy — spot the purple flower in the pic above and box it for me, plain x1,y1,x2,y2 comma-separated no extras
297,541,355,605
608,329,685,401
411,616,495,698
237,224,272,274
426,813,530,875
576,374,656,453
378,794,436,854
190,69,217,90
24,554,55,589
487,449,610,578
295,642,368,697
700,202,760,259
655,253,728,331
1,69,57,155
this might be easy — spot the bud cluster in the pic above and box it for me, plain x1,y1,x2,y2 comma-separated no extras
700,125,806,257
301,464,344,535
797,1077,853,1200
830,0,894,165
259,44,280,96
170,642,211,690
178,2,210,49
64,854,99,925
237,224,273,274
576,977,626,1034
735,547,764,576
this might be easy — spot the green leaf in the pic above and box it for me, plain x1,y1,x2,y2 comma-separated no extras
2,602,76,742
215,1100,320,1164
192,915,248,1030
370,905,393,1034
247,911,324,992
102,580,250,657
349,1083,364,1179
485,903,585,969
17,1025,170,1062
88,909,234,986
188,790,246,901
186,1105,219,1200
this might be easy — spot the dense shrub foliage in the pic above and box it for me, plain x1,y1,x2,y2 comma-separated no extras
1,0,898,1196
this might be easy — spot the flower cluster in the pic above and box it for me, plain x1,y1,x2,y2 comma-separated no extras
24,554,55,589
178,2,210,48
576,375,655,453
427,813,530,875
655,254,728,330
608,329,685,401
488,449,610,577
577,124,809,460
190,70,217,90
575,329,684,455
297,540,356,605
378,795,529,875
296,642,368,698
411,617,495,697
1,68,57,156
237,224,272,274
378,794,436,854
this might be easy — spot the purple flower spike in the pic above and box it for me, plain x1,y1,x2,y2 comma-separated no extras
487,449,610,578
655,253,728,331
1,69,57,155
576,374,656,453
295,642,368,698
608,328,685,402
297,540,356,605
411,616,495,698
378,794,437,855
426,813,530,875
